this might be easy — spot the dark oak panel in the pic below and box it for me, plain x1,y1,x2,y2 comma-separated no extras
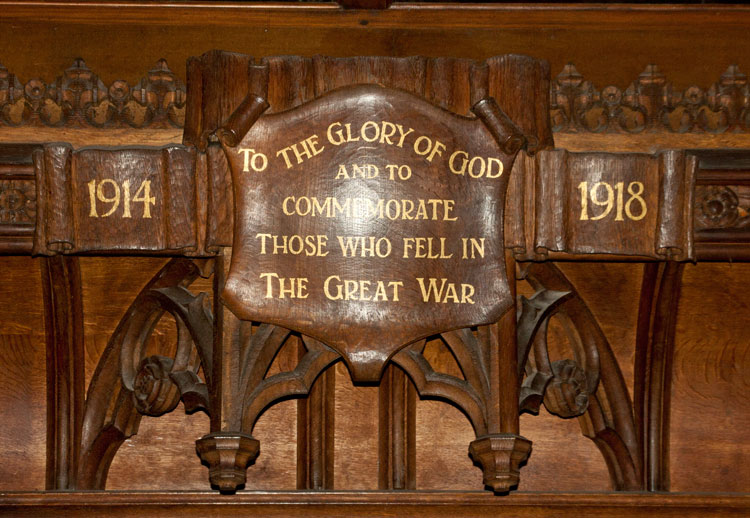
0,1,748,512
1,491,748,518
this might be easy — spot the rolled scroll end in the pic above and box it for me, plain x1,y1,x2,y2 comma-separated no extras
215,94,270,147
472,97,527,156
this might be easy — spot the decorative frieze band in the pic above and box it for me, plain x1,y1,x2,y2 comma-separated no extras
551,64,750,134
0,59,185,129
1,59,748,134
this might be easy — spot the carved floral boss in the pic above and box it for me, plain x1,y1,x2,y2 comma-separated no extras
219,84,522,382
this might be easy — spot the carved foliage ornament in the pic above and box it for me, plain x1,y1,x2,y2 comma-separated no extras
2,59,749,133
551,64,750,134
0,59,185,128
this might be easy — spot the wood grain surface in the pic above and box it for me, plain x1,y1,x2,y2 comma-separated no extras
0,257,46,490
1,491,748,518
671,262,750,493
3,3,750,92
0,256,747,495
0,1,749,509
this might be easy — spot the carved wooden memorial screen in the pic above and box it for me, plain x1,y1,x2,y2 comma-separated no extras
5,47,746,511
196,54,536,492
16,53,562,494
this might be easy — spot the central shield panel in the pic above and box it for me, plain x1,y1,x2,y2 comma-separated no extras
222,84,517,381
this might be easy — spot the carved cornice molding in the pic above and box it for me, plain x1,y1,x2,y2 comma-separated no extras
0,59,185,129
2,59,750,134
551,64,750,134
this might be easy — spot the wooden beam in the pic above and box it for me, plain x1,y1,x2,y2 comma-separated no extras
0,491,747,518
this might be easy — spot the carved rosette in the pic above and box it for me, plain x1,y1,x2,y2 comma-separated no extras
0,179,35,223
132,355,181,417
695,186,744,229
543,359,590,418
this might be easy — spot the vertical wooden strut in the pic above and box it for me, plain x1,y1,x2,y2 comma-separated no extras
196,249,340,492
378,364,416,490
468,251,532,492
41,256,85,490
635,261,684,491
196,249,260,492
297,361,336,490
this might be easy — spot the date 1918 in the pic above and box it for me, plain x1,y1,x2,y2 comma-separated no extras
578,181,647,222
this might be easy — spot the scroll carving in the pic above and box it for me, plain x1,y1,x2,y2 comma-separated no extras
518,262,642,491
77,258,213,489
190,52,539,494
184,51,553,152
517,149,696,261
32,144,205,255
219,84,519,382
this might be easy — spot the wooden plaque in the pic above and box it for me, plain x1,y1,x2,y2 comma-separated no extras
221,85,521,380
533,150,696,260
33,144,202,255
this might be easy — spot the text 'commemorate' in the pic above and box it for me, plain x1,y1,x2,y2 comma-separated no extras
227,106,511,316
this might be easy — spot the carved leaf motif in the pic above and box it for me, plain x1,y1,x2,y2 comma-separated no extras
551,63,750,134
0,59,186,128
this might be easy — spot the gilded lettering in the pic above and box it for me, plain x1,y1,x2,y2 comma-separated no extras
361,121,380,143
413,136,445,162
281,196,457,221
238,148,268,172
323,275,403,301
379,121,397,145
395,124,414,148
337,236,391,258
402,237,453,259
259,273,309,299
449,151,504,179
461,237,485,259
255,233,329,256
335,164,350,179
415,278,475,304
